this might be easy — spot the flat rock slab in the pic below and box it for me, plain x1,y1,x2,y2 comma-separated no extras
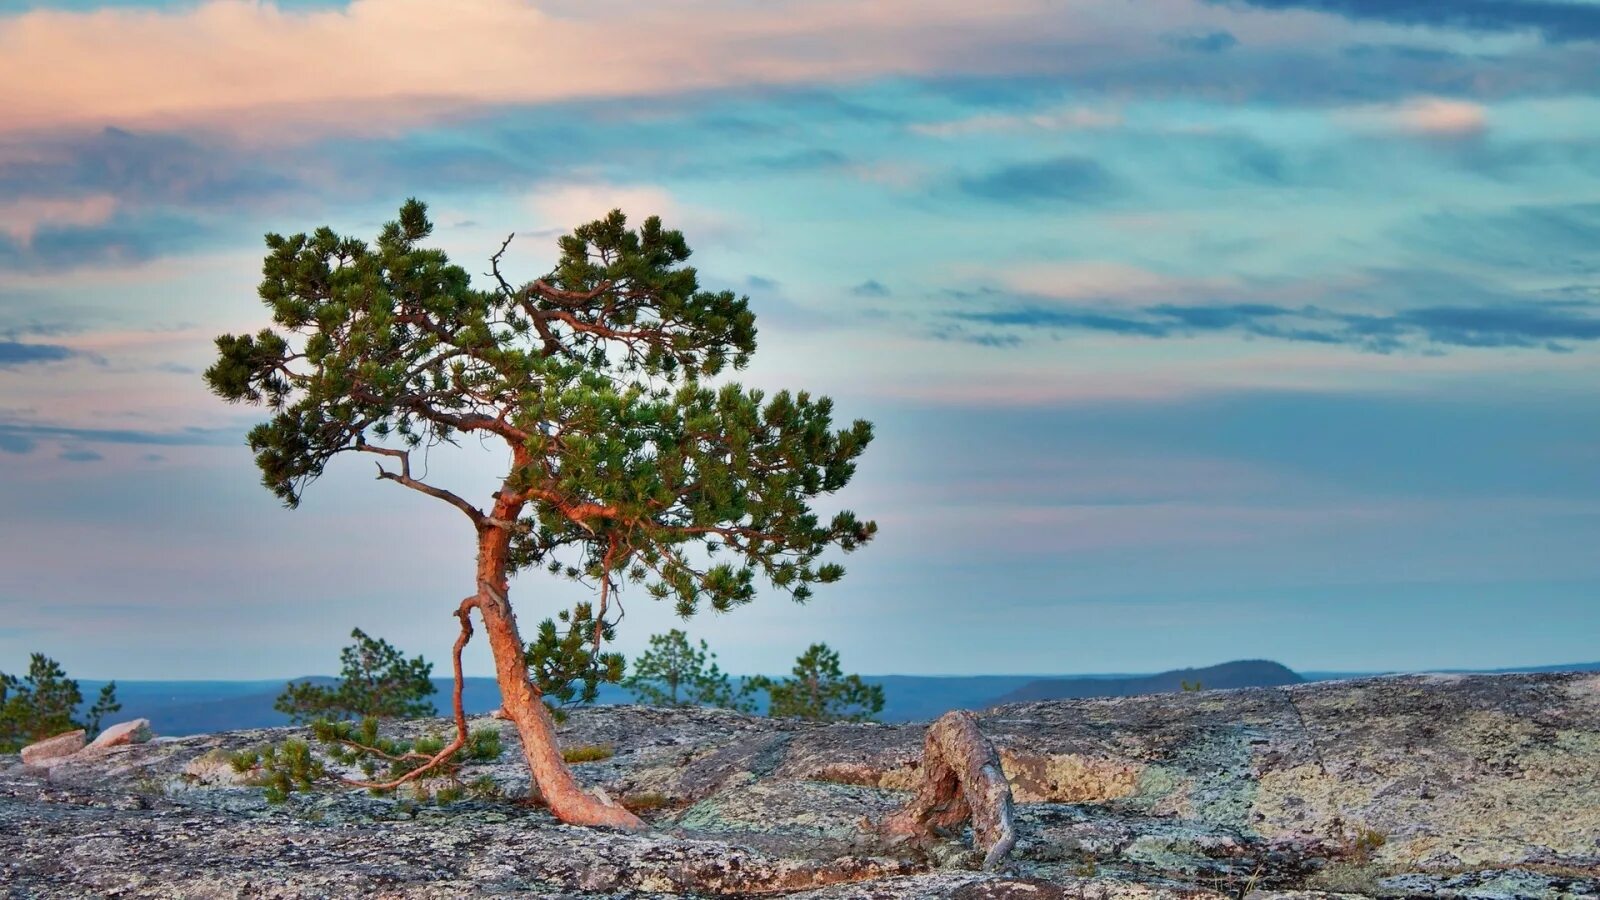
86,718,153,752
2,673,1599,898
19,729,84,767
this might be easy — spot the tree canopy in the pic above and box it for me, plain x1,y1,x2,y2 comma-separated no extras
207,199,874,622
748,643,883,722
275,628,436,723
0,654,120,751
624,629,749,710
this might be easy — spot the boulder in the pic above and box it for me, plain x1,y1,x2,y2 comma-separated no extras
85,718,153,752
19,729,85,766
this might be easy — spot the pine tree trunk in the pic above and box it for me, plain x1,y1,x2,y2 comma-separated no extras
475,523,645,830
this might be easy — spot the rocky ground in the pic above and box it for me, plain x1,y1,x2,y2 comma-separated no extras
3,672,1598,899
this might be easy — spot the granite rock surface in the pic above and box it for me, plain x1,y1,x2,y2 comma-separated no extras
3,672,1597,898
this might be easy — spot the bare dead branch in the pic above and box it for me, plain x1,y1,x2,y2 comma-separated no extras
488,233,517,297
594,537,619,656
356,442,489,527
342,598,479,792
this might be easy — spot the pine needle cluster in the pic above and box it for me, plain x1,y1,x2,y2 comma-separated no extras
0,654,120,752
747,643,884,723
275,628,437,724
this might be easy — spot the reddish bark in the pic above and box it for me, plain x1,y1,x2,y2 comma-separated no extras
882,710,1017,870
475,506,645,831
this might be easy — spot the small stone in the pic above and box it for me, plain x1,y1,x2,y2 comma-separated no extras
86,719,153,752
20,730,86,766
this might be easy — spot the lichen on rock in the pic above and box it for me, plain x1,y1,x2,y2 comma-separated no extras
1,672,1597,898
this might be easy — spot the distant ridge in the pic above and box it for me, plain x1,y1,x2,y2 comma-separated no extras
72,660,1600,735
989,659,1305,706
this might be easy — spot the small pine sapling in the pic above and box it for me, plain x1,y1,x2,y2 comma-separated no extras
747,643,884,722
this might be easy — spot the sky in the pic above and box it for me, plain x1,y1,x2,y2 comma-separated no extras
1,0,1597,681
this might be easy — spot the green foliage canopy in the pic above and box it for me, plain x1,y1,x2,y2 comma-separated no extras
624,629,750,710
206,200,875,674
0,653,119,751
275,628,437,723
524,602,626,720
747,643,883,722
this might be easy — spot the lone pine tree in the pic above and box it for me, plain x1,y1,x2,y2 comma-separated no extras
275,628,438,724
206,201,875,828
749,642,884,722
624,629,749,710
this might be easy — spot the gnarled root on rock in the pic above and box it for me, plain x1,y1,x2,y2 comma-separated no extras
881,710,1018,870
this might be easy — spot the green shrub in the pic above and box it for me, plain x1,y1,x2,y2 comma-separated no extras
0,654,120,751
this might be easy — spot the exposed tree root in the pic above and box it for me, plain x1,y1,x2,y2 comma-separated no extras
881,710,1018,870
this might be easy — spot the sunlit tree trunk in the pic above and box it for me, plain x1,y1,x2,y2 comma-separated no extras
474,512,644,830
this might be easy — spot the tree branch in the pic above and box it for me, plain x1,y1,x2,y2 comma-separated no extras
526,278,614,306
342,598,478,792
356,442,489,527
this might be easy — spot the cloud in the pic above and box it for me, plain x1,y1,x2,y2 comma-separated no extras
0,128,291,207
525,183,681,231
1163,30,1239,53
851,280,891,297
0,210,212,272
0,433,35,454
957,156,1122,205
523,181,738,246
0,127,279,270
0,195,116,245
1215,0,1600,43
999,263,1241,304
0,421,240,449
1362,304,1600,349
1401,202,1600,271
949,297,1600,353
911,106,1122,137
1,0,1590,160
58,448,104,463
1342,97,1489,138
0,0,1147,139
0,341,75,367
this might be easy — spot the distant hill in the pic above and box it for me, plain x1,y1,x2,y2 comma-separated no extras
988,659,1305,706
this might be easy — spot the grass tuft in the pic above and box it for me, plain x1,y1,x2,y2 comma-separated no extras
561,743,614,763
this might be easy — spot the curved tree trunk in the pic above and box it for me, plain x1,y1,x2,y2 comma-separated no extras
882,710,1016,870
476,521,646,830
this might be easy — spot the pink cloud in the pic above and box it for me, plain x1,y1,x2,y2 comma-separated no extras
1342,97,1489,138
911,106,1123,137
518,181,741,247
0,195,116,245
997,261,1241,305
0,0,1343,140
